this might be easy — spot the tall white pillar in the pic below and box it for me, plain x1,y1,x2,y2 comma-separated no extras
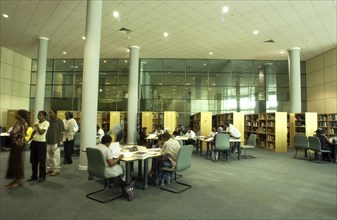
79,0,102,170
34,37,49,120
127,46,140,144
288,47,302,113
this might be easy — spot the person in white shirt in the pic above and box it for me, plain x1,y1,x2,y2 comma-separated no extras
96,125,105,142
185,127,196,145
28,111,50,183
224,121,242,159
158,133,181,186
95,135,124,179
62,111,78,165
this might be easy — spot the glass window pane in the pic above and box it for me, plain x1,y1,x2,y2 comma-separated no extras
53,72,74,85
209,60,231,73
99,72,118,85
163,72,185,86
100,59,118,71
118,59,129,72
141,59,163,71
52,85,73,98
54,59,75,71
74,59,84,71
163,59,185,72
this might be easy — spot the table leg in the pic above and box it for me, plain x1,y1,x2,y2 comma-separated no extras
143,159,149,189
206,142,210,159
199,140,203,156
125,162,131,185
138,160,142,181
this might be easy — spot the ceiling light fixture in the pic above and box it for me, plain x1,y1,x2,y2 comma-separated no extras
62,51,67,55
118,27,132,34
163,32,169,37
280,51,285,54
253,30,259,35
222,6,229,13
3,14,9,18
209,52,213,55
103,60,107,63
113,11,119,18
82,36,86,40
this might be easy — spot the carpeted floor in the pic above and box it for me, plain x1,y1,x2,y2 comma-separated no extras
0,147,336,220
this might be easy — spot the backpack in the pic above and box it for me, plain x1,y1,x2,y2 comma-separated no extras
124,184,136,201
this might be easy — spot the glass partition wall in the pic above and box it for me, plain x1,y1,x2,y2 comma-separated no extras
30,58,306,126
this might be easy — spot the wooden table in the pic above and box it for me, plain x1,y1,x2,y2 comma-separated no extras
201,137,244,159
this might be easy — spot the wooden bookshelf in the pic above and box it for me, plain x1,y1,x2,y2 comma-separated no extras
244,113,259,144
266,112,287,152
288,113,295,148
213,112,244,141
164,111,179,134
190,112,212,136
318,113,337,138
141,112,159,135
289,112,317,145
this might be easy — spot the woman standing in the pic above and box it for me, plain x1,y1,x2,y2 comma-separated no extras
28,111,49,183
5,109,29,189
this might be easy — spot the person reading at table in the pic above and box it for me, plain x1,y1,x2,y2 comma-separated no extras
138,127,148,146
157,132,181,186
224,121,242,159
185,127,197,145
148,134,165,180
96,135,125,180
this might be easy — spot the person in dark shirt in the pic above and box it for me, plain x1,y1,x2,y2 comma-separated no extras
315,129,334,161
138,127,148,146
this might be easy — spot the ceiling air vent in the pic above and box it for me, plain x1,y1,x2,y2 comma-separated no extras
118,27,132,34
264,39,275,43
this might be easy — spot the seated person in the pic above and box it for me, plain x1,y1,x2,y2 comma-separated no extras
315,129,334,161
157,132,181,186
224,121,242,159
154,126,164,136
185,127,196,145
164,127,171,134
172,127,181,137
205,127,217,139
148,134,165,179
95,135,124,179
138,127,148,146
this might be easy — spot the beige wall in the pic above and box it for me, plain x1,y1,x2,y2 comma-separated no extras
306,48,337,113
0,47,32,129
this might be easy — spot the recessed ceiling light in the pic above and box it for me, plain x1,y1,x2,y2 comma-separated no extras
253,30,259,35
63,60,66,63
62,51,67,55
209,52,213,55
103,60,107,63
124,60,128,63
126,49,130,52
113,11,119,18
307,39,312,42
99,89,103,92
203,63,207,66
163,32,169,37
82,36,86,40
280,51,285,54
222,6,229,14
3,14,9,18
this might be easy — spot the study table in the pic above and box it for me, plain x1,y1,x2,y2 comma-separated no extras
120,146,161,189
200,137,244,159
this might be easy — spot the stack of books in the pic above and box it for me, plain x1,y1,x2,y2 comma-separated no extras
132,151,149,159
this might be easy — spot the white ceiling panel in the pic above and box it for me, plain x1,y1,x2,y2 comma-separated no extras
0,0,336,60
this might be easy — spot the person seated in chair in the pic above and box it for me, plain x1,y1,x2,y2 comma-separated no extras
224,121,242,159
95,135,124,180
138,127,148,146
157,132,181,186
314,129,334,161
184,127,196,145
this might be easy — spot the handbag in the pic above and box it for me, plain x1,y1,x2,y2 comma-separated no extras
123,184,136,201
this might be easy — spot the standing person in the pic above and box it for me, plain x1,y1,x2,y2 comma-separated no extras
96,125,104,143
158,132,181,186
28,111,50,183
5,110,29,189
62,111,78,165
138,127,148,146
224,121,242,159
46,110,64,176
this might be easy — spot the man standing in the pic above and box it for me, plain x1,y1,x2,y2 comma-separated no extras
62,111,78,165
224,121,242,159
46,110,64,176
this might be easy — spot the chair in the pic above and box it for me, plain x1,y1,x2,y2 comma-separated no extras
308,136,332,163
85,148,124,203
73,132,81,156
293,134,309,159
212,133,230,161
241,134,256,159
160,145,193,193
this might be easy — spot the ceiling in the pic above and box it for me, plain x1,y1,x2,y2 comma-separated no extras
0,0,336,61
